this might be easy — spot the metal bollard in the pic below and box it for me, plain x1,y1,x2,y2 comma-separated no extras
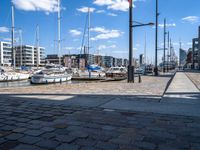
138,74,142,83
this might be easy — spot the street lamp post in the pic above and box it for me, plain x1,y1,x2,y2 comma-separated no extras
154,0,159,76
128,0,134,83
163,18,166,73
128,0,154,82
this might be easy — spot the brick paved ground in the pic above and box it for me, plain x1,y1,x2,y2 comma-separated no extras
0,76,169,96
0,75,199,150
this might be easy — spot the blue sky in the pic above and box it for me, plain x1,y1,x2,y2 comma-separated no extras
0,0,200,63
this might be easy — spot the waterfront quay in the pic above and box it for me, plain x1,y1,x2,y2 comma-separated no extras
0,72,200,150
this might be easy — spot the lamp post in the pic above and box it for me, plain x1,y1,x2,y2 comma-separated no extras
154,0,159,76
163,18,166,73
128,0,134,83
128,0,154,82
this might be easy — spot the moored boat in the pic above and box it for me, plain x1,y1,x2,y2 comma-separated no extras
106,67,127,78
72,64,105,80
30,67,72,84
0,68,30,82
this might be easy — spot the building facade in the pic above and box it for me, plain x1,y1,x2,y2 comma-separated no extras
0,41,12,66
185,48,193,69
179,48,187,67
63,55,85,69
46,54,61,65
188,26,200,70
139,54,145,66
15,45,45,67
103,56,113,68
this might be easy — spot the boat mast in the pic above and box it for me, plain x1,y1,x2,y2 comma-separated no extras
19,29,23,67
36,25,39,68
144,32,146,65
11,3,15,69
58,0,61,66
87,8,90,65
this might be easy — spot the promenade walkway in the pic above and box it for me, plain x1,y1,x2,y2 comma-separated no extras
166,72,199,93
0,74,200,150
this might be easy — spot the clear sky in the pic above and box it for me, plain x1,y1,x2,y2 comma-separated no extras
0,0,200,63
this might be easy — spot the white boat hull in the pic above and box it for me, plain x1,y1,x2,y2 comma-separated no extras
0,73,30,82
31,74,72,84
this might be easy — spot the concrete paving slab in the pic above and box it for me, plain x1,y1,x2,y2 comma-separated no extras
9,94,114,107
100,97,200,117
166,72,199,93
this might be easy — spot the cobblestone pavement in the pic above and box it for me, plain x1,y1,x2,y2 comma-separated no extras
0,76,169,96
0,75,200,150
0,98,200,150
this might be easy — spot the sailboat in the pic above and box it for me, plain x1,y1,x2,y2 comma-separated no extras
30,0,72,84
72,8,105,80
0,3,30,82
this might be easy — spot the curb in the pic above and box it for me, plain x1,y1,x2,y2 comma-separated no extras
161,71,177,100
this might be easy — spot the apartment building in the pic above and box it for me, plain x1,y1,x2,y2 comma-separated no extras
0,41,12,66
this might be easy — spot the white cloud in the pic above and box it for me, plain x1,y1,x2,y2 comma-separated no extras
90,27,123,41
93,0,114,6
107,13,117,16
136,44,140,47
98,44,116,50
93,0,147,12
158,23,176,28
182,16,199,24
12,0,59,14
107,0,129,12
187,42,192,46
3,38,12,42
69,29,82,36
0,27,9,33
64,47,75,50
91,27,109,33
96,10,106,13
172,42,179,46
112,50,128,54
77,7,95,13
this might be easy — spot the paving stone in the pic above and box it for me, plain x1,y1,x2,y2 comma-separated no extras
13,128,27,133
24,130,45,136
41,127,55,132
80,146,101,150
27,124,42,130
56,143,80,150
36,139,59,149
192,143,200,150
0,141,20,150
135,141,156,150
41,132,56,139
95,141,118,150
119,145,140,150
0,130,12,137
11,144,45,150
110,137,131,145
159,145,179,150
6,133,24,140
1,125,15,131
0,138,6,144
19,135,41,144
17,118,31,123
53,123,68,129
15,122,27,127
75,138,97,146
102,125,116,131
55,134,76,143
69,131,89,138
